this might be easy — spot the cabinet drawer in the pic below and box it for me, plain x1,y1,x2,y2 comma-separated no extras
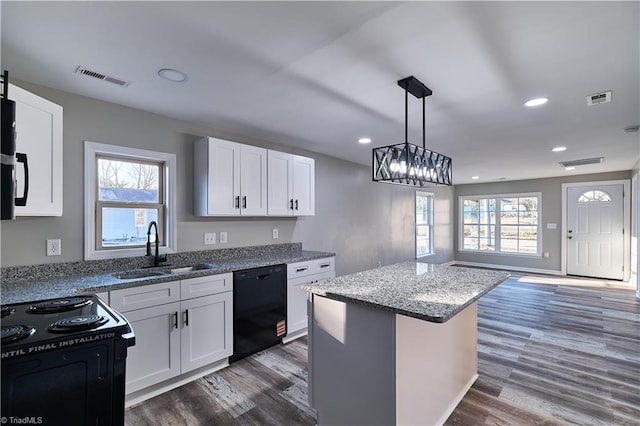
288,270,336,287
288,257,335,279
180,273,233,300
110,281,180,313
311,257,335,274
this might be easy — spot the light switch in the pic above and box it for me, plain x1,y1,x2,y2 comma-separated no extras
546,223,557,230
272,228,279,239
220,232,228,244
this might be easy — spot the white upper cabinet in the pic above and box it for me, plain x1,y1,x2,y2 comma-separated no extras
267,150,315,216
292,155,315,216
10,83,63,216
194,137,267,216
240,144,268,215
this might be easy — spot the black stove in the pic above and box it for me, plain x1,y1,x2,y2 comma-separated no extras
1,294,135,425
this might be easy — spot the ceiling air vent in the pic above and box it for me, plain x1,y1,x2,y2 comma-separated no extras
559,157,604,168
586,91,611,106
75,66,130,87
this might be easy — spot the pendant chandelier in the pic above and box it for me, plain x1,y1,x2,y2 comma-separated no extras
372,76,452,186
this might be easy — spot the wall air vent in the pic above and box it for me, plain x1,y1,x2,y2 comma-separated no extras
586,91,611,106
559,157,604,168
75,66,130,87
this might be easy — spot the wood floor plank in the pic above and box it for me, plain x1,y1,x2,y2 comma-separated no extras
125,275,640,426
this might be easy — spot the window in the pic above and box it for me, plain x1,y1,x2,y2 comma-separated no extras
460,193,540,256
84,142,177,260
578,190,611,203
416,191,434,258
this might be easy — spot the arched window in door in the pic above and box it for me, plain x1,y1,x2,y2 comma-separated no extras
578,190,611,203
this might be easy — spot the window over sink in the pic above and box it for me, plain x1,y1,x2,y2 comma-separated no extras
84,141,177,260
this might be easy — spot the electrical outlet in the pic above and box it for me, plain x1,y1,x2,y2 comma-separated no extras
204,233,216,245
220,231,228,244
47,239,61,256
272,228,279,239
543,252,550,259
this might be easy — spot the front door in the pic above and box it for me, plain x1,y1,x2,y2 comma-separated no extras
566,184,624,280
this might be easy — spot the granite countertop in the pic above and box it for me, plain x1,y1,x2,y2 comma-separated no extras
1,247,335,304
303,262,509,323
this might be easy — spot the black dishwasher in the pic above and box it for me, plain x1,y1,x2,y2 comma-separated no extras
231,264,287,363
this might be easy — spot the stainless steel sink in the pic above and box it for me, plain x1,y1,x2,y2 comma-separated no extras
166,263,217,274
112,270,168,279
112,263,217,279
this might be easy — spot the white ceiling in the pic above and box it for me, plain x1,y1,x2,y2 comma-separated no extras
2,1,638,184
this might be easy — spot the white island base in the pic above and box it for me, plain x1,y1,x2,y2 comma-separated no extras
308,295,478,426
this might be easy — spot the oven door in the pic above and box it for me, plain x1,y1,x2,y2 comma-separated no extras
2,340,120,425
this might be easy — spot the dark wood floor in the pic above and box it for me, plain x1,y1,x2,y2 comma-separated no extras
125,277,640,426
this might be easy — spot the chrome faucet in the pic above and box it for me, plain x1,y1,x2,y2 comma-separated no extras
146,221,168,267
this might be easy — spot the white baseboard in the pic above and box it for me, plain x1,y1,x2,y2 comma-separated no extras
282,328,307,344
125,358,229,407
453,260,562,276
434,373,479,426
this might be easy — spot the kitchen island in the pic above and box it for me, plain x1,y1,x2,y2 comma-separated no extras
303,262,510,426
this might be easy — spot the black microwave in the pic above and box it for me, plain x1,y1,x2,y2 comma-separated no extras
1,70,28,220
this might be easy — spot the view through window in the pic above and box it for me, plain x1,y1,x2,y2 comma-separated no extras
416,191,434,257
97,156,163,249
461,194,540,255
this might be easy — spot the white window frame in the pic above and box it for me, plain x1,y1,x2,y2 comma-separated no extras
84,141,177,260
458,192,542,257
416,191,434,258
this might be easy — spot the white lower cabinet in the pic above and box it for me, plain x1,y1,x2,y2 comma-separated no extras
180,292,232,373
109,274,233,396
285,257,335,342
122,301,181,393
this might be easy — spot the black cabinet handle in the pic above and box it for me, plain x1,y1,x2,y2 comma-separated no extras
242,196,247,209
295,199,299,210
320,263,331,268
296,267,308,272
290,199,294,210
173,312,178,329
15,152,28,207
184,309,189,326
235,196,240,209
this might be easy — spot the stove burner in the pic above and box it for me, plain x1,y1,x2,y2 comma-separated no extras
27,297,93,314
1,306,16,318
1,324,36,344
48,315,108,333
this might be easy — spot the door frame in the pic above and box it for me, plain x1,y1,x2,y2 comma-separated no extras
561,179,631,280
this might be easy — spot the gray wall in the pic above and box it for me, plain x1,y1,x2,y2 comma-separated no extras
0,81,455,275
455,171,632,272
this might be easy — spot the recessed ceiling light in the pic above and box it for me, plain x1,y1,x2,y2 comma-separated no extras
358,137,372,144
552,146,567,152
471,176,480,180
565,166,576,171
524,97,548,107
158,68,188,83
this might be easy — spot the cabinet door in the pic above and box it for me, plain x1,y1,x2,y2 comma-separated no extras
181,292,233,373
240,144,267,215
267,150,293,216
10,83,63,216
292,155,315,216
287,270,335,337
123,302,181,394
207,138,241,215
287,275,311,335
